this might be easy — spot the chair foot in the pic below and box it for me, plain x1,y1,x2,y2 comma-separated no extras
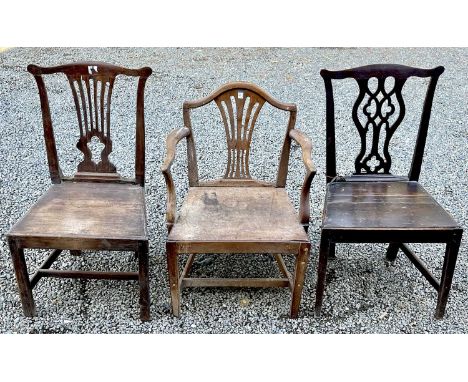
167,243,180,317
290,244,310,318
70,250,81,256
314,233,331,318
9,240,36,317
328,242,336,259
385,243,400,262
140,305,151,321
314,307,322,318
435,231,462,319
138,242,150,322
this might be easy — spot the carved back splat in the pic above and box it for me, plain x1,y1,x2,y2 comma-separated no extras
28,62,152,185
321,64,444,182
215,89,265,179
353,76,406,174
183,82,297,187
67,71,116,173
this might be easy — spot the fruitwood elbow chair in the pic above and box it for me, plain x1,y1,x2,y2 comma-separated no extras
7,62,152,321
162,82,316,318
315,64,463,319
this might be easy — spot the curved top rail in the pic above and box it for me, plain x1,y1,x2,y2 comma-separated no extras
183,81,297,111
27,61,152,77
321,64,444,80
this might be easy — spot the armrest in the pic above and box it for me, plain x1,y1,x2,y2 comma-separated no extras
289,129,317,230
161,127,191,232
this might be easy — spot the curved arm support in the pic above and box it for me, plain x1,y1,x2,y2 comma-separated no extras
289,129,317,229
161,127,191,232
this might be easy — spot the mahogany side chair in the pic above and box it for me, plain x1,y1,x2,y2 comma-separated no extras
162,82,316,318
315,64,463,319
6,62,152,321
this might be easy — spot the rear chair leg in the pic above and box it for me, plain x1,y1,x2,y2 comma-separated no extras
167,242,180,317
435,231,462,319
328,242,336,259
9,240,36,317
290,244,310,318
385,243,400,262
138,242,150,321
315,233,331,317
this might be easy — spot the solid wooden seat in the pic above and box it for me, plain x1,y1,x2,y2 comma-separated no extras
315,64,463,320
162,82,316,318
323,181,459,230
7,62,152,321
169,187,308,244
9,182,147,246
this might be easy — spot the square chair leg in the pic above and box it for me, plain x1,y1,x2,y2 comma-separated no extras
435,230,462,319
290,244,310,318
167,243,180,317
138,242,150,321
315,233,331,317
9,240,36,317
385,243,400,263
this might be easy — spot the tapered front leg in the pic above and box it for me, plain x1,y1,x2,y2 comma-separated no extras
315,232,331,317
9,239,36,317
290,244,310,318
435,230,462,319
138,241,150,321
167,242,180,317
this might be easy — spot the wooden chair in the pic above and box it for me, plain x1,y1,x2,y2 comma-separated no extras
315,64,463,319
162,82,316,318
6,62,152,321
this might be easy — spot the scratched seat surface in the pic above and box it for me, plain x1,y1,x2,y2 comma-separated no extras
323,181,459,230
8,182,147,241
168,187,309,243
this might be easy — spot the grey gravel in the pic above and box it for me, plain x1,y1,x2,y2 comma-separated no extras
0,47,467,334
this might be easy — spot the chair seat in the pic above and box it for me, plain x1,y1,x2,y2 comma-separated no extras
168,187,308,243
8,182,147,242
323,181,459,230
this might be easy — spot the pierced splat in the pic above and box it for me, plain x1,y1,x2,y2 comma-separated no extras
352,76,406,174
67,71,117,174
27,62,151,185
214,89,266,179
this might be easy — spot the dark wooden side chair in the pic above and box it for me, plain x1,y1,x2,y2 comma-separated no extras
161,82,316,318
7,62,152,321
315,64,463,319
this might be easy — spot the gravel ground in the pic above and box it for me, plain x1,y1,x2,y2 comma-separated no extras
0,47,466,334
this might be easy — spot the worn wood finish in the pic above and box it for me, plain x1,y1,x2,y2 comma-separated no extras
436,230,462,318
323,182,459,230
30,249,63,288
168,187,308,243
161,126,191,232
289,129,316,229
35,269,139,280
7,62,152,321
9,240,36,316
137,241,150,321
167,242,180,317
274,254,294,291
9,182,147,241
290,244,310,318
316,64,463,319
28,62,151,185
321,64,444,182
162,82,316,318
181,278,291,288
